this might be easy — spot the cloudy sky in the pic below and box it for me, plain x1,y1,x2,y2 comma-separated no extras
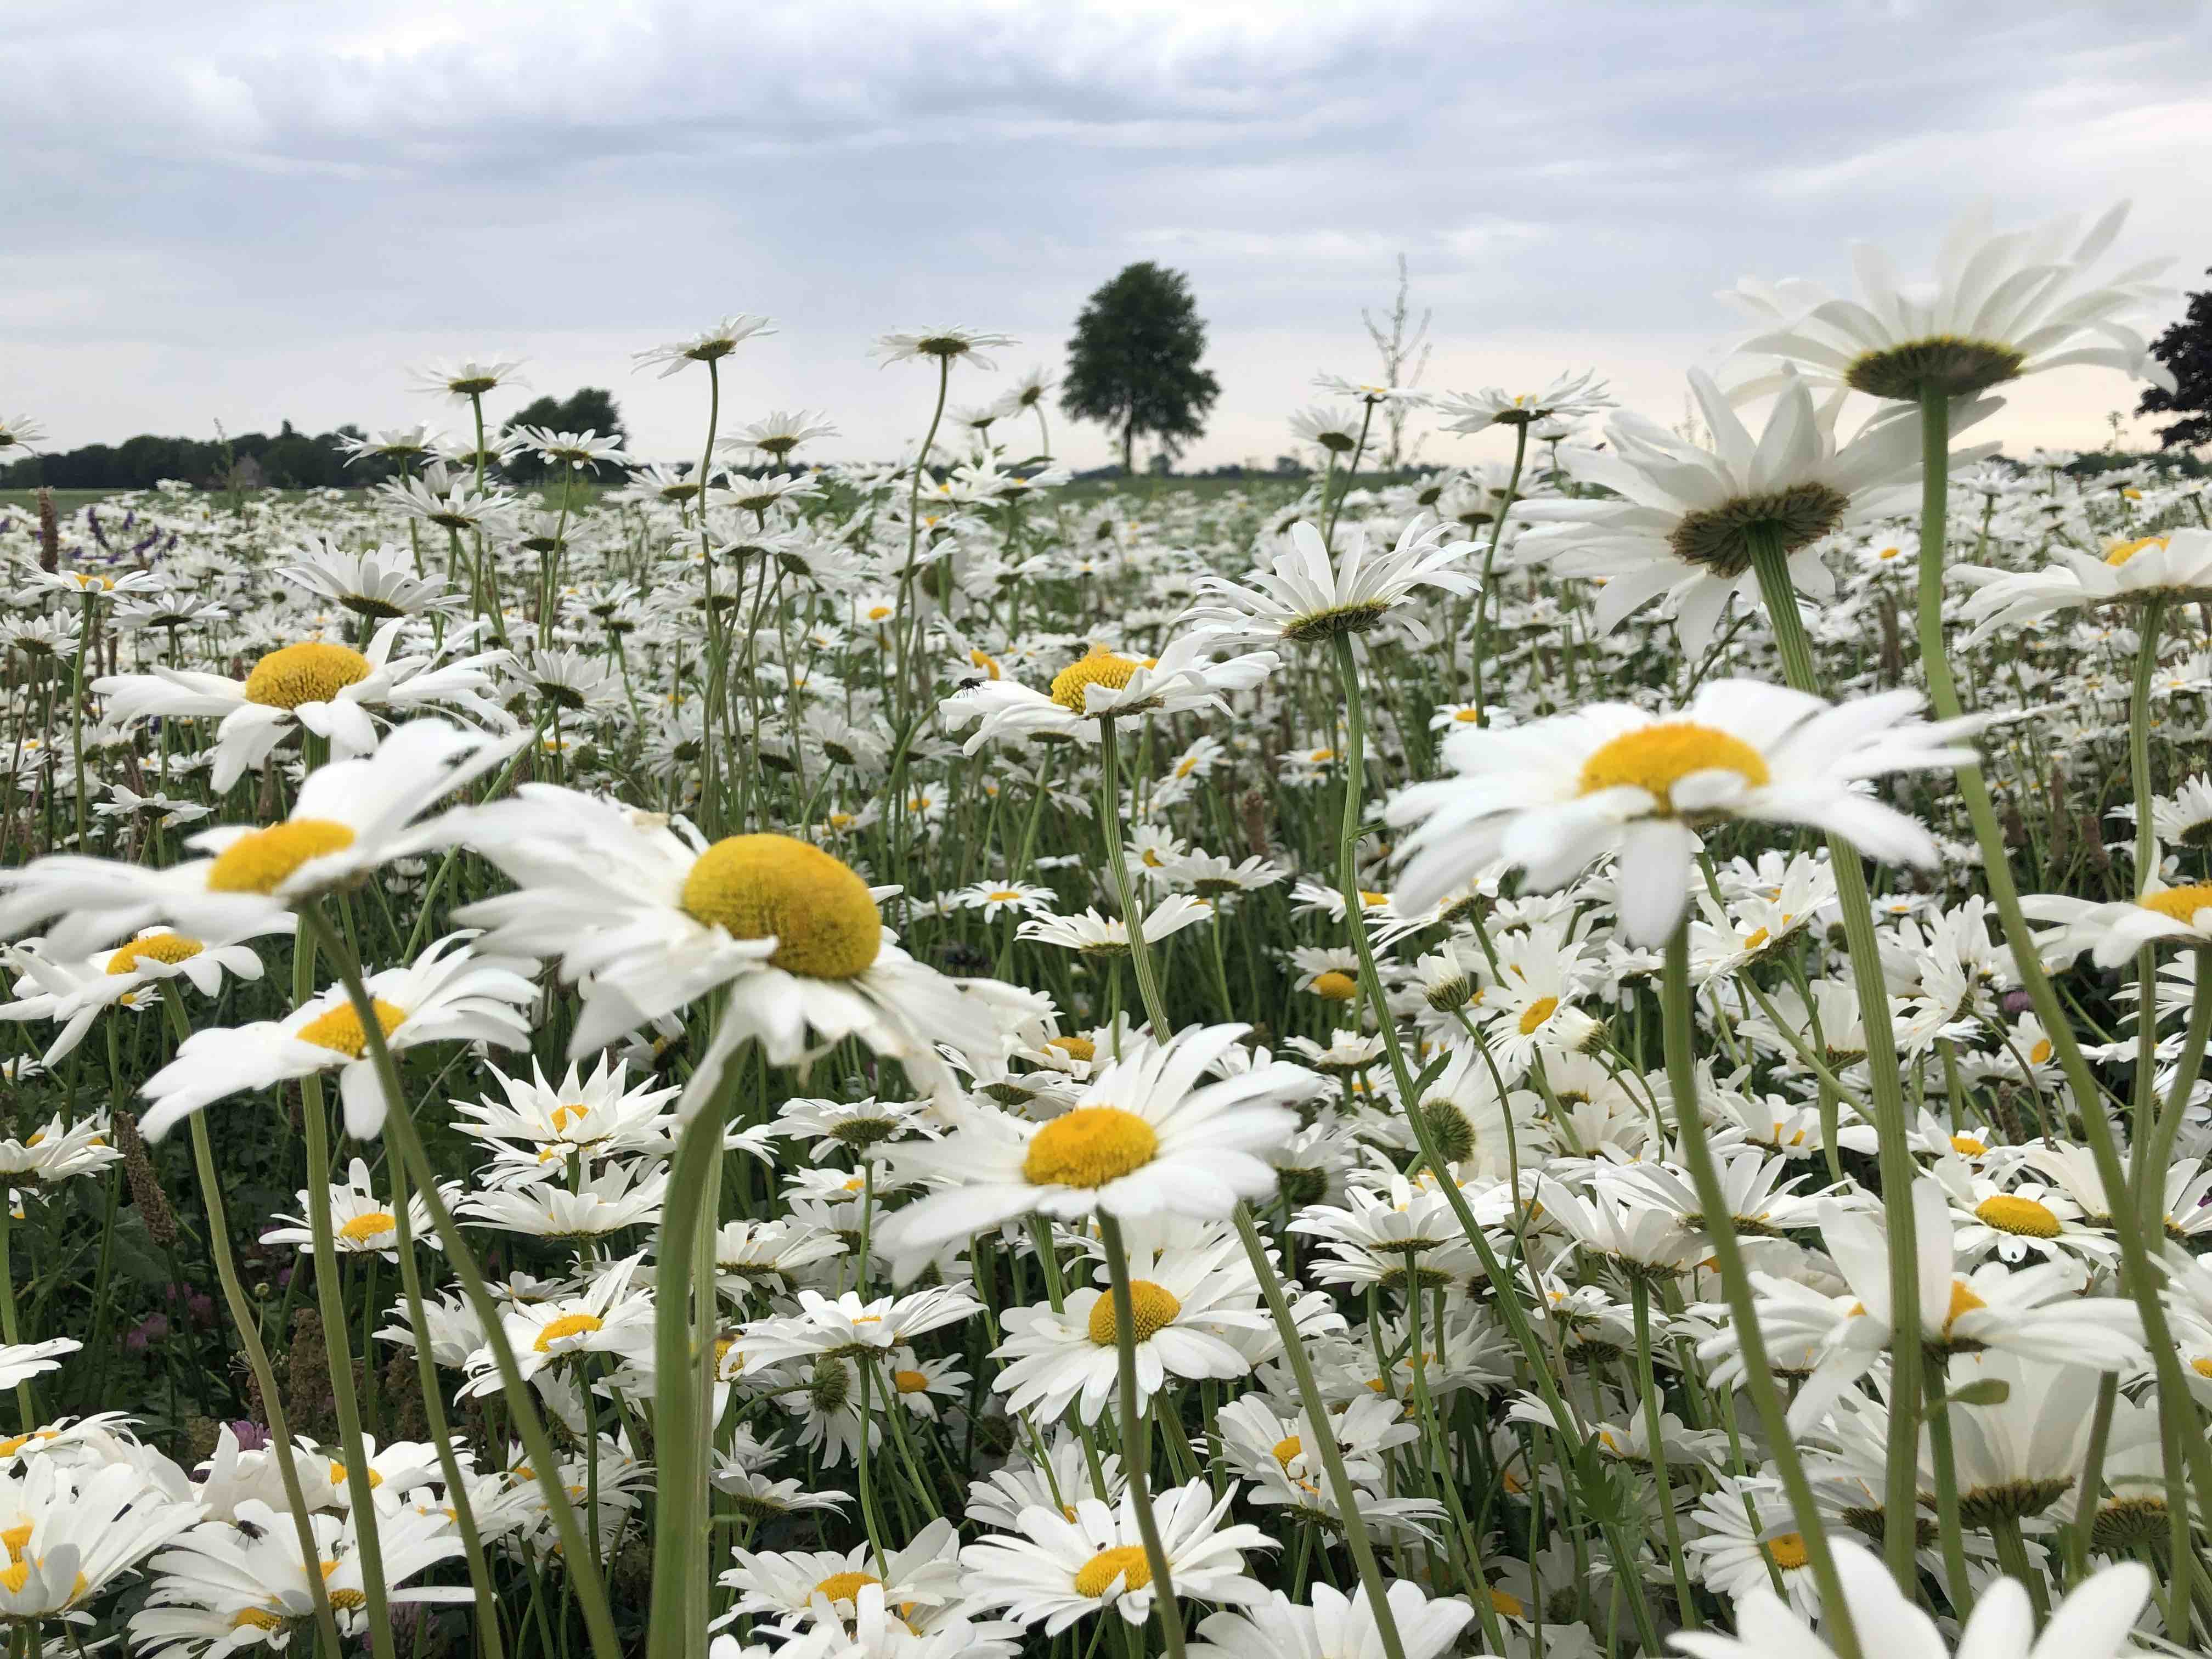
12,1,2211,471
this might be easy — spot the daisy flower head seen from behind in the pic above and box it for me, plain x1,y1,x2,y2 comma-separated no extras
873,328,1016,372
633,313,778,378
1723,200,2173,404
1183,517,1479,648
876,1023,1323,1270
1385,680,1979,944
1511,368,1994,650
1950,526,2212,644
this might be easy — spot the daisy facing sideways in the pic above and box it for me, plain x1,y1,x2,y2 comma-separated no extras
455,789,1037,1091
941,633,1280,753
0,920,285,1066
0,720,523,957
1385,680,1978,944
2022,881,2212,970
138,933,536,1141
875,1023,1323,1267
1950,527,2212,643
92,617,512,792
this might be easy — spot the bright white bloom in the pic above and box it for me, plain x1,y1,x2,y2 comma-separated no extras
1184,518,1479,648
1386,680,1976,943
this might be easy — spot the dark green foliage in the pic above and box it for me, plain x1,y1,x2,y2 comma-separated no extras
1060,262,1220,473
2138,267,2212,449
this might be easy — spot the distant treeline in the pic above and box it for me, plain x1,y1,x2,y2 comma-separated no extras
3,389,628,491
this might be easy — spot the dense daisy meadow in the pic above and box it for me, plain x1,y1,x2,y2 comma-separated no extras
2,201,2210,1659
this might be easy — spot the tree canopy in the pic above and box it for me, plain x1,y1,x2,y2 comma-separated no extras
2137,268,2212,449
1060,262,1220,473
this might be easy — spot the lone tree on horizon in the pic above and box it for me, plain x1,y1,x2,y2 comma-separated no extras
1062,262,1220,473
2138,267,2212,448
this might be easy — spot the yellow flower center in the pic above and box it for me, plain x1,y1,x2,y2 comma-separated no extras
1976,1194,2062,1239
233,1608,291,1631
987,889,1023,902
1578,723,1770,812
1765,1532,1810,1571
295,999,406,1060
814,1571,881,1602
337,1212,398,1244
1489,1589,1527,1619
534,1312,605,1352
2138,884,2212,924
969,649,1001,680
2,1523,30,1561
1943,1279,1988,1335
2106,535,2169,567
1087,1281,1182,1347
2193,1358,2212,1379
2028,1039,2052,1065
1271,1435,1304,1468
1519,996,1560,1036
892,1369,930,1394
328,1463,386,1489
1740,927,1770,952
1047,1036,1096,1063
1311,970,1358,1001
328,1589,366,1612
206,819,358,895
1950,1135,1988,1156
1073,1545,1153,1598
105,933,206,975
1049,647,1141,713
242,642,374,709
1358,890,1389,908
680,834,882,979
1023,1107,1159,1189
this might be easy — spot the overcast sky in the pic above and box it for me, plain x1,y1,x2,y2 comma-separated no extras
12,1,2212,472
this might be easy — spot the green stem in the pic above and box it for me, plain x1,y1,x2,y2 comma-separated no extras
1663,926,1861,1659
1745,528,1923,1590
1097,1214,1185,1659
1228,1205,1408,1659
1468,422,1528,720
298,905,624,1659
1099,717,1171,1032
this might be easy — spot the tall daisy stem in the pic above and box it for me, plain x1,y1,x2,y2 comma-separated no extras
1228,1204,1409,1659
297,905,625,1659
1908,385,2212,1558
158,981,345,1659
1468,421,1528,718
1662,924,1862,1659
1096,1213,1185,1659
291,934,399,1659
1745,526,1924,1590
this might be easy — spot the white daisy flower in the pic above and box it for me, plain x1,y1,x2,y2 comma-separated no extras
1385,680,1977,944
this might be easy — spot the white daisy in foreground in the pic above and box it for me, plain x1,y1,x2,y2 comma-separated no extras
1951,528,2212,642
1385,680,1977,943
0,720,524,956
93,618,512,791
1192,1581,1476,1659
1723,199,2172,402
1184,517,1478,648
2022,881,2212,970
876,1023,1321,1264
139,933,535,1141
456,795,1036,1088
0,1459,203,1630
1511,369,1987,650
0,922,283,1066
1672,1534,2148,1659
0,1338,80,1390
960,1480,1272,1634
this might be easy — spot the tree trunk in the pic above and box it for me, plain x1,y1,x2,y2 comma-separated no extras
1121,420,1134,477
